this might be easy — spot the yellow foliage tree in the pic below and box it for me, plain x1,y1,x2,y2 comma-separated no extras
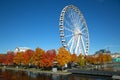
98,53,106,64
105,53,112,63
77,53,85,67
57,47,71,67
13,52,24,65
30,47,45,66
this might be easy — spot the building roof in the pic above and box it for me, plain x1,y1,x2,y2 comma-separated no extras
14,47,31,53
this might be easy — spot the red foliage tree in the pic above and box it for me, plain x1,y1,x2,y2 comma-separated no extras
39,49,56,68
4,51,15,65
71,53,78,63
0,54,6,65
22,49,34,65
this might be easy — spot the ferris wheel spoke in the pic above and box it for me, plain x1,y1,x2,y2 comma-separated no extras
79,45,82,54
64,19,74,30
65,34,73,38
67,36,74,47
82,33,87,39
70,9,74,22
81,36,87,55
70,37,75,53
80,20,85,30
80,26,86,32
67,11,74,25
65,12,74,28
77,18,82,29
75,35,80,54
70,10,76,26
64,27,73,33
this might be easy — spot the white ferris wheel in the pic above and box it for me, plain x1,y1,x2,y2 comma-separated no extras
59,5,89,55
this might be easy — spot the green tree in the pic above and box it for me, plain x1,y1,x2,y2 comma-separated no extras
77,53,85,67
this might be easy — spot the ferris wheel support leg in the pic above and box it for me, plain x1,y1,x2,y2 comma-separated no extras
75,36,80,54
81,36,87,55
70,37,74,54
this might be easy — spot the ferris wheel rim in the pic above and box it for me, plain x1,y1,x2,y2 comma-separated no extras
59,5,89,55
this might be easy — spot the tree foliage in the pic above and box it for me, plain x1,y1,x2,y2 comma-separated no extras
98,53,106,64
13,52,24,65
71,53,78,63
39,49,56,68
31,47,45,66
105,53,112,62
57,47,71,66
0,54,7,65
22,49,34,65
4,51,15,65
77,53,85,67
0,47,113,70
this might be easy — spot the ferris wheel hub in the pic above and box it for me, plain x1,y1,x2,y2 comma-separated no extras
74,28,82,36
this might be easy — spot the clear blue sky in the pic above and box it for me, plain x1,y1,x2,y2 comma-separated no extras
0,0,120,54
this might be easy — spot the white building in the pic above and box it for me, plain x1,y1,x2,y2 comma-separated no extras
111,53,120,58
14,47,31,53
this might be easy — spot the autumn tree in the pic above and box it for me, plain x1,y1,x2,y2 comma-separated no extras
22,49,34,66
0,54,7,65
4,51,15,65
98,53,106,64
39,49,56,68
13,52,24,65
31,47,45,67
40,49,56,68
57,47,71,67
84,56,92,64
77,53,85,67
71,53,78,63
92,56,98,64
105,53,112,63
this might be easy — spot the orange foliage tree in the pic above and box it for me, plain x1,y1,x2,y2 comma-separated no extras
13,52,24,65
84,56,91,64
92,56,98,64
31,47,45,66
98,53,106,64
71,53,78,63
39,49,56,68
105,53,112,63
22,49,34,66
57,47,71,67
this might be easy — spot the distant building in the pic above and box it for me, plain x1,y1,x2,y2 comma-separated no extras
111,53,120,58
14,47,31,53
95,49,111,54
94,49,111,57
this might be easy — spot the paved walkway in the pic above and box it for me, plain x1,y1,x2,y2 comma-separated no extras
68,69,120,77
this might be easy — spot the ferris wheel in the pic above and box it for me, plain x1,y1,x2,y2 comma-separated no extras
59,5,89,55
